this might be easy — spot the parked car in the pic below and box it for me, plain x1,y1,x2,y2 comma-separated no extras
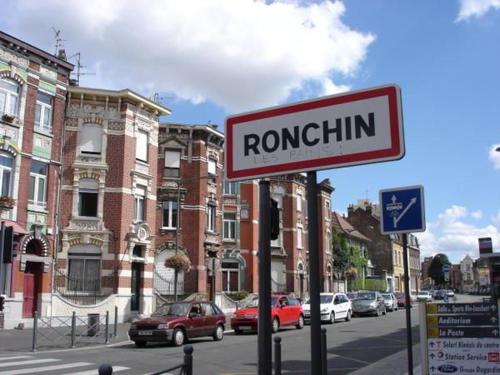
128,301,226,347
230,295,304,334
395,292,413,307
302,293,352,324
434,289,447,300
351,291,387,316
380,293,398,312
346,292,358,301
446,290,455,298
417,290,433,302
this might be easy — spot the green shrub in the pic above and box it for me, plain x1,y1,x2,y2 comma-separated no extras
227,290,249,301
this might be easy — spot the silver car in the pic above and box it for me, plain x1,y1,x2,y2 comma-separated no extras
381,293,398,312
351,291,387,317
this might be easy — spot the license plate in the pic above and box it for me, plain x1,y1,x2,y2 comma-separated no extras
138,330,152,336
239,326,252,330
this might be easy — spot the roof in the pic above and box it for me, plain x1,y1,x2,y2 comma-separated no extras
331,211,371,242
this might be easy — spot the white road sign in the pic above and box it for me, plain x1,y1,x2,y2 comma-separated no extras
225,85,404,181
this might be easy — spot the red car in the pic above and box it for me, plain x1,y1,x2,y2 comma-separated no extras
395,292,414,308
128,301,226,347
231,295,304,334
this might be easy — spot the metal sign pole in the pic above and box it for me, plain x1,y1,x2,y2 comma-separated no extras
258,180,272,375
402,233,414,375
307,171,322,374
0,221,5,294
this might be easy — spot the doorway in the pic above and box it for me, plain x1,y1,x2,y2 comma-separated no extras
131,262,143,312
23,262,42,318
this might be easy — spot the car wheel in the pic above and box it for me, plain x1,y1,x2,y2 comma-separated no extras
329,311,335,324
345,310,352,322
213,324,224,341
296,315,304,329
172,328,185,346
271,318,279,333
134,341,146,348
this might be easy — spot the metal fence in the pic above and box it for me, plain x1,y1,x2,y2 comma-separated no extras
54,270,112,305
154,270,184,296
32,307,118,351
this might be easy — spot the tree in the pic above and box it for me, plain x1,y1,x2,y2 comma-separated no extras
428,253,451,286
332,230,350,279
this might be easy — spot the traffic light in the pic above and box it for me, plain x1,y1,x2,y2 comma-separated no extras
2,226,14,263
270,199,279,240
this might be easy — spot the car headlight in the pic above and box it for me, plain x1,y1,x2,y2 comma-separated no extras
157,323,169,329
130,324,137,330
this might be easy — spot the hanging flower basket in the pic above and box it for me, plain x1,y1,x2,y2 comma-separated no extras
345,267,358,280
1,114,15,123
0,196,15,209
165,254,191,272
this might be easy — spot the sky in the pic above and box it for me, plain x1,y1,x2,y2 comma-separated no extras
1,0,499,263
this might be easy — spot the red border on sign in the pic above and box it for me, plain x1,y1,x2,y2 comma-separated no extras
225,85,403,180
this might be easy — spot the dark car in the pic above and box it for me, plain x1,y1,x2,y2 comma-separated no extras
128,301,226,347
351,291,386,316
231,295,304,334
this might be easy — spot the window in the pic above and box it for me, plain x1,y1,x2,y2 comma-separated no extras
207,204,216,232
79,123,102,155
135,130,148,162
221,261,240,292
34,92,53,131
162,200,178,229
68,257,100,292
164,150,180,177
0,78,20,116
78,178,98,217
297,226,303,249
325,200,330,216
0,153,13,196
296,191,302,212
223,212,236,240
208,159,216,176
224,180,239,195
134,185,146,222
29,161,47,208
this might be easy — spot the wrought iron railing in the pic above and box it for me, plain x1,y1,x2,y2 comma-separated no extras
154,270,184,296
54,270,111,306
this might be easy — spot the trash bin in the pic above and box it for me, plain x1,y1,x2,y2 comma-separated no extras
88,313,100,336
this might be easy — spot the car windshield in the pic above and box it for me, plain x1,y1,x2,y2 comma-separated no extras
356,292,376,300
152,302,190,317
320,295,333,304
381,293,392,299
244,297,279,308
420,291,430,295
346,293,357,299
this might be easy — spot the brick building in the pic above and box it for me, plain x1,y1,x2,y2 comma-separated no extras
55,86,170,320
0,31,73,328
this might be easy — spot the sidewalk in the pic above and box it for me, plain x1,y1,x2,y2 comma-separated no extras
350,343,422,375
0,323,131,352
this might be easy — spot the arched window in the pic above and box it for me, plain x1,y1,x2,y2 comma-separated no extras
0,78,20,116
0,152,13,196
79,123,102,155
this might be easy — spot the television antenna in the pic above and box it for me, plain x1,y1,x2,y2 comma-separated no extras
51,27,66,55
68,52,95,85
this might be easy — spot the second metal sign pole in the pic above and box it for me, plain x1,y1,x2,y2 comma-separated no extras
402,233,414,375
307,171,322,374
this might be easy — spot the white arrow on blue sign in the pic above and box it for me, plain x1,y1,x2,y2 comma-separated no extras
379,185,425,234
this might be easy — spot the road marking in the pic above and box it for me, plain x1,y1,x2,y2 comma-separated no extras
0,358,59,367
61,366,130,375
0,362,93,375
0,356,33,361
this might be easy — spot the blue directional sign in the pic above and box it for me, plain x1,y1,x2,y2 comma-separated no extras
379,185,425,234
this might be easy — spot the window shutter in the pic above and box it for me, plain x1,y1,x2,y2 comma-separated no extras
165,150,180,168
80,124,102,154
136,130,148,161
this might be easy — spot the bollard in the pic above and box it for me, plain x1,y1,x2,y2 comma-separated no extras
71,311,76,348
105,311,110,344
183,344,194,375
98,364,113,375
114,305,118,337
32,311,38,352
274,336,282,375
321,328,327,375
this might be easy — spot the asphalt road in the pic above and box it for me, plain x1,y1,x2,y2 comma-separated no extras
0,294,488,375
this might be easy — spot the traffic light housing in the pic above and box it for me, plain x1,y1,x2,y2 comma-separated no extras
2,225,14,263
270,199,279,240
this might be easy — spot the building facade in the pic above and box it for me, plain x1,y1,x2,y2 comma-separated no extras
460,255,474,293
0,31,73,329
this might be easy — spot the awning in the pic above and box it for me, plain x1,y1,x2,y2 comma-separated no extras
2,220,29,234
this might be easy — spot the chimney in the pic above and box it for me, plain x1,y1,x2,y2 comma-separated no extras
57,49,67,61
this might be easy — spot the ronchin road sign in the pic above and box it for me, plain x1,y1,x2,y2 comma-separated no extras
379,185,425,234
225,84,404,181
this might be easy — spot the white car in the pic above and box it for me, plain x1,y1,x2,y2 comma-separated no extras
416,290,433,302
302,293,352,324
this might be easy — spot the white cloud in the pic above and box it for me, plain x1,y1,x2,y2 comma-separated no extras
488,144,500,169
456,0,500,21
2,0,374,113
416,205,500,263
